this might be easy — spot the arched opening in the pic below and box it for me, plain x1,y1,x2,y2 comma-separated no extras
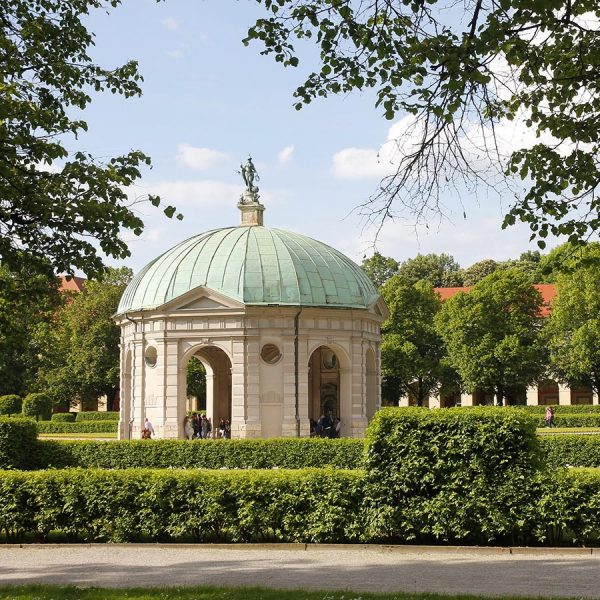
120,349,132,440
366,348,378,420
186,356,207,412
308,345,342,437
183,346,232,437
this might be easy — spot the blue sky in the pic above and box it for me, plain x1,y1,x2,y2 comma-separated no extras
77,0,565,274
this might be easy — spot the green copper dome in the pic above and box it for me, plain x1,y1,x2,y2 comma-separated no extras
117,226,379,314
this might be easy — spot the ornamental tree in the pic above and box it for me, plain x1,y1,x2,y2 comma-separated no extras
435,269,545,405
397,253,463,288
247,0,600,246
380,276,447,406
544,265,600,395
35,267,131,410
0,0,179,278
361,252,399,288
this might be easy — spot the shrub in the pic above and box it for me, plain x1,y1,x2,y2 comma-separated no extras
0,468,364,543
50,413,76,423
512,405,600,414
36,421,118,434
535,468,600,546
22,393,52,421
0,417,37,469
540,435,600,469
33,438,365,470
0,395,22,416
542,414,600,428
363,407,542,544
75,411,119,422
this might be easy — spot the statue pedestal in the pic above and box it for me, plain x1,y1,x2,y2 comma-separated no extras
238,193,265,226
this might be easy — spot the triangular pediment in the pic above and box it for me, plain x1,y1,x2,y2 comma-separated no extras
369,296,390,321
159,286,245,312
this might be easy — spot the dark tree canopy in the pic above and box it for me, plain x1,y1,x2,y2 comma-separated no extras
0,0,178,277
247,0,600,246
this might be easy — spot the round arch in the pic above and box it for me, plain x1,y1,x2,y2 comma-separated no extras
178,343,232,438
307,342,352,438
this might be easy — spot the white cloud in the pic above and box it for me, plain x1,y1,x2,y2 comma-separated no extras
140,179,243,207
167,43,191,59
176,144,230,171
162,17,180,30
277,145,295,164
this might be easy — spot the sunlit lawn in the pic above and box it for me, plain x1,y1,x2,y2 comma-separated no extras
0,586,580,600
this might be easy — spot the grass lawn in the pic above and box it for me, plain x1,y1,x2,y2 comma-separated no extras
536,427,600,435
0,586,579,600
37,432,117,440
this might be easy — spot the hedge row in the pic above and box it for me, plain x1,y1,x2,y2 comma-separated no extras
0,466,599,545
34,438,365,470
75,411,119,422
540,435,600,469
50,413,76,423
0,418,37,470
0,468,364,543
513,405,600,414
363,407,541,544
36,421,118,434
539,414,600,428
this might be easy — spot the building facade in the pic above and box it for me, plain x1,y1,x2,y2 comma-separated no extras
114,189,386,439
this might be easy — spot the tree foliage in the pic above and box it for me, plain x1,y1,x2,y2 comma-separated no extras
380,276,447,406
544,264,600,395
187,356,207,410
361,251,399,288
0,263,61,396
0,0,179,277
398,253,463,287
35,267,131,410
436,269,545,405
461,259,501,287
247,0,600,245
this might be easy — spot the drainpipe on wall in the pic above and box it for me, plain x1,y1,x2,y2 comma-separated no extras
294,308,302,437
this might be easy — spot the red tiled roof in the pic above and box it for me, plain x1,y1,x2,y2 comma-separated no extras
434,284,557,316
59,275,86,293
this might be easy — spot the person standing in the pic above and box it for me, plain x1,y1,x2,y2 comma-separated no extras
183,416,194,440
144,417,155,439
545,406,555,428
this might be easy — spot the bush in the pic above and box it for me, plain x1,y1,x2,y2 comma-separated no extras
0,417,37,469
50,413,76,423
22,393,52,421
36,421,118,434
542,414,600,428
0,468,364,543
363,407,542,544
75,411,119,422
513,405,600,414
0,395,22,416
535,468,600,546
540,435,600,469
33,438,365,470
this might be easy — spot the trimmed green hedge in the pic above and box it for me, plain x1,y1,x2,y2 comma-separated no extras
22,393,52,421
511,405,600,414
50,413,76,423
75,411,119,422
0,395,22,416
363,407,542,544
0,418,37,469
36,421,118,434
540,435,600,469
33,438,365,470
536,468,600,546
540,414,600,428
0,468,364,543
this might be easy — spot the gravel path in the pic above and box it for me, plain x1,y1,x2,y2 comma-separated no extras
0,545,599,598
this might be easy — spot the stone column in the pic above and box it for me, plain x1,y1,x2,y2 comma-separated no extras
460,392,474,407
593,391,599,406
350,338,367,437
526,386,538,406
161,338,179,438
429,395,441,409
281,332,298,436
558,383,571,406
398,395,410,407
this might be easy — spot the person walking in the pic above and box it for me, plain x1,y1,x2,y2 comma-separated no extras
545,406,555,428
143,417,155,439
